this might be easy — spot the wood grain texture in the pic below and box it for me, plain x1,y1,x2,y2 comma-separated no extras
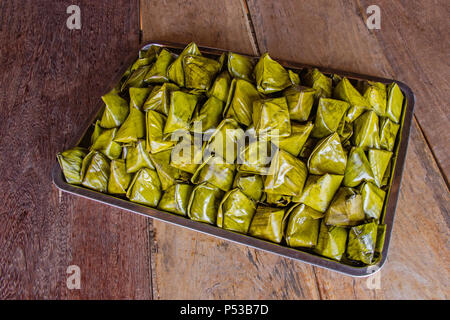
0,0,151,299
247,0,450,182
140,0,257,55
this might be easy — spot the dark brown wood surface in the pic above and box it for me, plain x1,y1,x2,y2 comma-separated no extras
0,0,151,299
0,0,448,299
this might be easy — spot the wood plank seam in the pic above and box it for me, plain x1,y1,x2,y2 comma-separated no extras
240,0,261,55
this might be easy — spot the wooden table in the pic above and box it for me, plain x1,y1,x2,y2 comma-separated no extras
0,0,448,299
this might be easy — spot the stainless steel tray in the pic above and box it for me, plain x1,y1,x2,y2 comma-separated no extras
52,41,415,277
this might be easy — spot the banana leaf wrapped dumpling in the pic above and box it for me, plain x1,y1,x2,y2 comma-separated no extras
264,150,308,197
108,159,132,194
307,132,347,175
363,81,387,116
170,134,204,175
311,98,350,139
149,149,190,191
183,54,221,90
167,42,201,87
284,204,323,248
380,117,400,151
121,65,151,91
99,91,129,129
57,147,88,184
217,188,257,234
126,168,162,207
302,68,332,99
206,118,244,163
253,97,291,138
352,111,380,150
361,182,386,220
238,126,273,175
227,52,255,82
233,173,263,202
144,49,174,84
343,147,375,187
163,91,198,137
346,221,378,264
334,77,370,122
191,96,224,135
248,206,286,243
90,127,122,160
296,174,343,213
224,79,261,127
125,139,155,173
264,193,292,207
207,71,231,102
188,182,224,224
91,120,104,145
114,87,150,144
157,183,193,216
368,149,392,188
80,151,111,192
386,83,404,123
314,220,348,261
192,154,236,192
283,85,316,122
146,110,177,154
142,83,180,115
253,53,292,94
277,121,314,157
324,187,365,227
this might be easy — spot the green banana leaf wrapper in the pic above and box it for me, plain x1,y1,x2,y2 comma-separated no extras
163,91,198,136
254,53,292,94
183,54,221,91
126,167,162,207
188,182,224,224
248,205,286,243
307,132,347,175
343,147,375,187
334,77,370,122
108,159,132,195
191,96,225,134
361,182,386,220
207,71,232,102
157,183,193,216
284,204,323,248
264,193,292,207
283,85,316,122
192,154,236,192
121,65,150,91
99,91,129,129
302,68,332,99
288,70,301,86
125,139,155,173
386,83,404,123
149,148,190,191
352,110,381,150
207,118,244,163
380,117,400,151
80,151,111,192
296,174,343,213
90,120,104,145
57,147,88,184
224,79,261,126
314,220,348,261
311,98,350,138
233,173,264,202
167,42,201,87
277,121,314,157
324,187,365,227
238,128,273,175
142,83,180,115
90,127,122,160
144,49,174,84
227,52,255,82
217,188,257,234
363,81,387,116
347,221,378,264
146,110,177,154
368,149,392,188
253,97,291,138
170,134,204,175
265,150,308,197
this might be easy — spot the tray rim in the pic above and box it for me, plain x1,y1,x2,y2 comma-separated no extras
53,41,415,277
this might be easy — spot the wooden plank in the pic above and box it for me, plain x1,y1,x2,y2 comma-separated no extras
247,0,450,182
246,0,449,299
140,0,257,55
0,0,151,299
140,0,322,299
